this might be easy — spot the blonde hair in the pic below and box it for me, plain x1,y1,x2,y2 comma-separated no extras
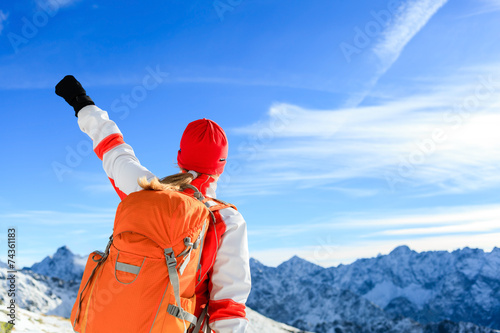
138,172,195,192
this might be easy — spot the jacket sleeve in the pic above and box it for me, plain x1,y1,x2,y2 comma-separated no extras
77,105,156,199
208,207,252,333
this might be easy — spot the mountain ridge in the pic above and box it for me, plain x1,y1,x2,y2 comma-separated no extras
26,245,86,282
248,246,500,333
14,245,500,333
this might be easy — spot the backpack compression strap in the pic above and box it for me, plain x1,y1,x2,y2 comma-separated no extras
192,304,209,333
163,184,213,331
164,247,197,328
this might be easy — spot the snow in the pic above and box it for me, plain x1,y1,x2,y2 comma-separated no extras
0,307,73,333
29,246,85,282
0,303,308,333
0,269,62,314
247,308,313,333
0,262,308,332
3,245,500,333
363,281,434,309
249,246,500,333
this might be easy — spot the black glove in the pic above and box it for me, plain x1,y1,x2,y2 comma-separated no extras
55,75,95,116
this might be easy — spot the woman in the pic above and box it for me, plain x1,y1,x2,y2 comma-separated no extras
55,75,251,333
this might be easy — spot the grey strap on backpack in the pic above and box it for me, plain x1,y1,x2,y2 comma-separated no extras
184,184,205,202
183,184,213,333
192,304,209,333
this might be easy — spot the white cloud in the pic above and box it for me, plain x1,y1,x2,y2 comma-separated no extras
249,203,500,238
0,10,8,35
251,233,500,268
37,0,79,9
0,209,115,226
249,203,500,267
345,204,500,228
373,0,448,72
0,206,115,267
230,65,500,195
483,0,500,12
325,187,379,198
174,76,343,94
459,0,500,18
377,220,498,236
345,0,449,107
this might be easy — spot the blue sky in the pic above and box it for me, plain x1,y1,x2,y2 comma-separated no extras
1,0,500,268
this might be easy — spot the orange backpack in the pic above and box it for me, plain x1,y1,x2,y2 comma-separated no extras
71,185,219,333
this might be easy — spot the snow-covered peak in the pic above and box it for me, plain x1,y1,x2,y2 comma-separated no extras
0,267,307,333
276,255,323,277
53,245,72,259
0,304,310,333
28,245,86,282
250,245,500,333
249,257,266,270
389,245,414,256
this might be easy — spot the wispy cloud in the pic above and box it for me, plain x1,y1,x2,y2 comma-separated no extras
325,187,379,198
174,76,344,94
0,206,115,267
459,0,500,18
0,10,8,35
230,65,500,196
249,203,500,237
376,220,498,236
345,204,500,228
0,62,148,91
0,209,115,226
248,203,500,267
346,0,449,107
251,232,500,267
373,0,448,74
36,0,80,9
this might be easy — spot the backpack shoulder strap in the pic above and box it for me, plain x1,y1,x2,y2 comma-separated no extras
203,197,237,212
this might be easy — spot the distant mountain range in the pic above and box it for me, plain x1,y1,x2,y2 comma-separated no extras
2,245,499,333
27,245,86,282
0,247,307,333
0,292,308,333
248,245,500,333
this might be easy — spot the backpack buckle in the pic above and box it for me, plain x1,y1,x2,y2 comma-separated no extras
164,249,177,268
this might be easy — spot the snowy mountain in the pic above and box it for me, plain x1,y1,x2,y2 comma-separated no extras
0,305,309,333
0,306,72,333
248,247,500,333
0,267,80,318
328,246,500,328
6,245,500,333
1,247,308,332
27,245,86,282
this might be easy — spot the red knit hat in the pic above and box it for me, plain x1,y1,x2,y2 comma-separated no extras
177,118,228,175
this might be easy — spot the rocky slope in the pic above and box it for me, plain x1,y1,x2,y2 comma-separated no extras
1,247,307,332
27,246,86,282
248,246,500,333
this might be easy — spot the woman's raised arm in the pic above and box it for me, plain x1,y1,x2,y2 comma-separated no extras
56,76,155,200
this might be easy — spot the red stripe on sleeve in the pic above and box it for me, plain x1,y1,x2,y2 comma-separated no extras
208,299,247,323
94,133,125,160
109,177,127,200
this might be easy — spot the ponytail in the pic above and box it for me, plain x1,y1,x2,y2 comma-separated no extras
138,172,194,192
